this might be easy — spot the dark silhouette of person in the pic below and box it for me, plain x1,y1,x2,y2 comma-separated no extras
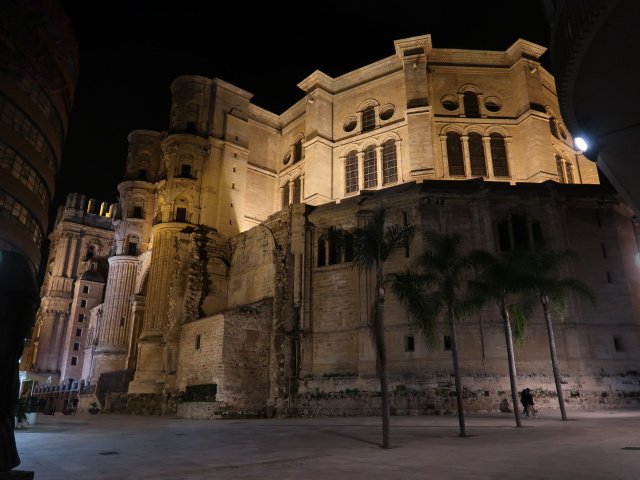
520,388,536,418
72,396,79,413
0,251,40,472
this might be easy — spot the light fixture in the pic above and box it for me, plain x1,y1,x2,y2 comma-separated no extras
575,137,588,152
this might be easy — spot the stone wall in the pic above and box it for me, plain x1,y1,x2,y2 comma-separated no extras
279,372,640,418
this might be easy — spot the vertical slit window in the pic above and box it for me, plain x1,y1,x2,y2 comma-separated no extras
293,139,303,163
490,133,509,177
345,150,359,193
363,146,378,188
281,181,290,209
446,132,465,176
468,132,487,176
382,140,398,185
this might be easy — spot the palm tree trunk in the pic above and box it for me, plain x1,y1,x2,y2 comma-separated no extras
541,295,568,420
448,307,466,437
376,296,391,448
501,300,522,427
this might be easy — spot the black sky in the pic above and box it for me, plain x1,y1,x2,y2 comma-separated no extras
56,0,551,210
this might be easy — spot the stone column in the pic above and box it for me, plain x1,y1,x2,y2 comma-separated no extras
92,256,138,378
128,223,185,394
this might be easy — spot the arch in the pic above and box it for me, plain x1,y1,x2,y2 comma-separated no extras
458,83,483,95
357,98,380,111
340,143,362,158
485,125,511,137
440,124,464,136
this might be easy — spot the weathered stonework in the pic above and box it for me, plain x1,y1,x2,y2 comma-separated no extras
32,35,640,420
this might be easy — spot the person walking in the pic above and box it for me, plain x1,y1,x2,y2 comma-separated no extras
72,396,79,413
520,388,536,418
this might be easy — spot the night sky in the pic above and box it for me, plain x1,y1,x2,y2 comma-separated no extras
55,0,551,211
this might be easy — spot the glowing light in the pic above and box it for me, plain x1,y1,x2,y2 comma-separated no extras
575,137,588,152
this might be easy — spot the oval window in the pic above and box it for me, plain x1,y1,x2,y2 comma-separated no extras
484,97,502,112
379,106,395,121
442,96,459,111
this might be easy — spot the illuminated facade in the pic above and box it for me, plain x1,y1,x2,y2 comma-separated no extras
36,35,640,416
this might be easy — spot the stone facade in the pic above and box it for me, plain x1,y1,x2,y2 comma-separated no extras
32,35,640,417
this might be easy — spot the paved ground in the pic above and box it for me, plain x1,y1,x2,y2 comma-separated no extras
11,408,640,479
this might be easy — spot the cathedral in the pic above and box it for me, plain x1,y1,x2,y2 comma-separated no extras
27,35,640,417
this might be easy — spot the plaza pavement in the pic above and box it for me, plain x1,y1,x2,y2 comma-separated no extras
11,407,640,479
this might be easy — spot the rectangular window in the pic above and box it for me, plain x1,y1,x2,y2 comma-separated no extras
127,242,137,256
82,285,89,294
176,207,187,222
444,335,452,351
75,328,82,337
405,335,415,352
70,356,78,366
132,205,143,218
78,313,84,323
180,164,192,177
73,342,80,351
613,337,623,352
195,334,201,350
80,299,87,308
139,169,147,181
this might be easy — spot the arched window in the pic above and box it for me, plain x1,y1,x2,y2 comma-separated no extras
463,92,480,118
292,176,302,204
382,140,398,185
362,106,376,132
446,132,465,176
281,181,290,209
566,162,574,184
490,133,509,177
363,145,378,188
317,238,326,266
345,150,359,193
293,139,303,163
468,133,487,176
555,155,565,183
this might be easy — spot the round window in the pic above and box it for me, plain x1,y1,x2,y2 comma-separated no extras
379,106,395,121
442,96,459,111
484,97,502,113
343,118,357,132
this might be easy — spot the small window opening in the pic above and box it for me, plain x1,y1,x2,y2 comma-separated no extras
80,300,87,308
613,337,624,352
70,356,78,366
78,314,84,323
444,335,452,351
75,328,82,337
82,285,90,294
120,317,125,327
176,207,187,222
405,335,415,352
73,342,80,351
127,242,138,256
195,334,201,350
186,121,196,134
139,169,147,181
132,206,143,218
180,164,192,178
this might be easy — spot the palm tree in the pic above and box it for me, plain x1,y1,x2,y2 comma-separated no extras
520,244,597,420
391,231,481,437
469,249,536,428
348,205,416,449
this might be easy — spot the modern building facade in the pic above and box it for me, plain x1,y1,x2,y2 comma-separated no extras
34,35,640,417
